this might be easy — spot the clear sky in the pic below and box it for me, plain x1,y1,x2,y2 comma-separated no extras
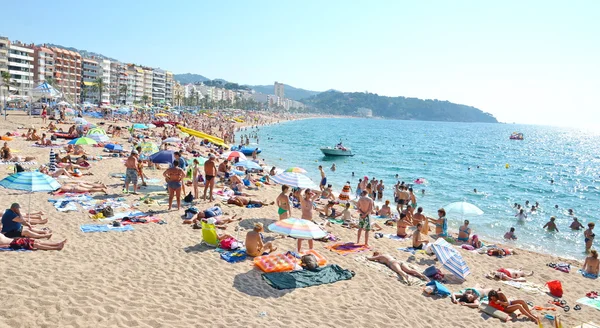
2,0,598,126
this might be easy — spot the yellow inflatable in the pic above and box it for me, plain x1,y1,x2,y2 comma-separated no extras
505,163,510,169
177,125,228,148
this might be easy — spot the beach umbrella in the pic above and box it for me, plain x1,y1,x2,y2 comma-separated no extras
271,172,318,189
149,150,175,164
87,133,110,143
64,108,75,116
0,172,61,215
138,142,159,155
73,117,87,124
156,113,168,117
104,143,123,152
57,101,70,106
235,160,262,170
284,167,307,174
132,123,148,129
68,137,97,145
87,127,106,135
443,202,484,218
222,151,247,161
162,137,181,144
268,218,327,239
431,238,471,280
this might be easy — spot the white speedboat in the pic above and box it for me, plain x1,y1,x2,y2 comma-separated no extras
320,146,354,156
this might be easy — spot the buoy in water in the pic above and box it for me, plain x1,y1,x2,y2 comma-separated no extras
505,163,510,169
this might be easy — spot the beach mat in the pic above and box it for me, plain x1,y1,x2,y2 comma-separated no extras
577,297,600,311
0,161,37,166
501,280,548,295
0,247,31,252
80,224,134,233
325,242,371,255
262,264,354,290
30,144,64,148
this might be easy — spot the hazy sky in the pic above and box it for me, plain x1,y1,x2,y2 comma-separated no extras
2,0,598,126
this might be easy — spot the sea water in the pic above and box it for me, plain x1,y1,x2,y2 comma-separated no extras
238,118,600,260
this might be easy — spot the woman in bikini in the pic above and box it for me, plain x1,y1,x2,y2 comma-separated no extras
487,268,532,281
457,220,471,242
276,185,291,220
429,208,448,237
585,222,595,253
396,213,412,238
163,160,186,211
487,290,539,324
451,285,495,308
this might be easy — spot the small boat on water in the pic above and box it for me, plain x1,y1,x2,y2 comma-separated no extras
320,142,354,156
231,145,261,156
510,132,524,140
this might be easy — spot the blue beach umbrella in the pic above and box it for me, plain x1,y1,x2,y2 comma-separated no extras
0,171,61,214
104,144,123,152
271,172,318,189
132,123,148,130
149,150,175,164
431,238,471,280
235,160,262,170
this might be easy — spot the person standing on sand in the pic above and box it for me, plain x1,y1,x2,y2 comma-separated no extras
377,180,384,200
124,150,139,194
318,165,326,191
356,190,374,246
203,154,217,201
163,160,186,211
276,185,292,220
299,189,321,252
543,216,559,232
192,159,201,199
584,222,595,253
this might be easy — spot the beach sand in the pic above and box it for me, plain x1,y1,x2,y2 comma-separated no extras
0,112,599,328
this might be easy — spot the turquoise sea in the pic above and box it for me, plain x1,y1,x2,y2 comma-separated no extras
239,118,600,260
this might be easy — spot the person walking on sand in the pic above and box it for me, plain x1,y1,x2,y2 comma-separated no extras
356,190,374,246
318,165,326,191
203,154,217,201
124,150,139,194
298,189,320,252
276,185,292,220
543,216,559,232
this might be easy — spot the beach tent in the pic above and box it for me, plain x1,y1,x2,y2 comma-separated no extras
32,82,62,98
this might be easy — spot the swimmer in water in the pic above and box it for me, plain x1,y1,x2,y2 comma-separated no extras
568,208,574,216
550,179,554,184
570,217,584,230
543,216,559,232
530,205,536,213
473,188,477,193
555,205,559,209
421,189,425,195
331,163,336,172
352,172,354,177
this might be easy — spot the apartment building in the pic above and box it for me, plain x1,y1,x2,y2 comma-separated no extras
0,37,9,76
109,61,127,104
142,67,153,103
7,42,35,96
32,46,55,84
81,57,100,103
98,59,111,104
173,82,184,106
152,68,166,103
52,47,82,103
165,71,173,105
274,81,284,99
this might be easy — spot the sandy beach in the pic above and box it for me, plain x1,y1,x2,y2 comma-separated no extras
0,112,598,328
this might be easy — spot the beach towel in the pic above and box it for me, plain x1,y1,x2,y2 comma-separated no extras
262,264,354,290
0,161,37,166
386,234,407,240
325,243,371,255
501,280,548,295
0,247,31,252
479,303,513,322
577,297,600,311
328,218,344,225
398,247,417,254
121,216,164,225
425,281,451,297
578,269,599,279
570,322,600,328
80,224,134,233
220,249,247,263
30,144,64,148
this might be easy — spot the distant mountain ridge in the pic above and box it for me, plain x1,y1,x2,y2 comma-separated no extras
301,91,498,123
42,44,118,62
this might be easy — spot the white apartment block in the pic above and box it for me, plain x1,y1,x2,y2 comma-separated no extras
99,59,111,104
0,37,8,76
7,42,34,96
152,68,166,103
165,71,173,105
143,68,153,102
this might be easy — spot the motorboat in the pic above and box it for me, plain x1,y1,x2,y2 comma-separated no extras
231,145,261,156
510,132,524,140
320,142,354,156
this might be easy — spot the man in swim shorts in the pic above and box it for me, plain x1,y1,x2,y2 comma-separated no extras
356,190,373,246
0,233,66,251
318,165,326,191
203,154,217,201
1,203,53,239
367,251,429,284
124,151,139,194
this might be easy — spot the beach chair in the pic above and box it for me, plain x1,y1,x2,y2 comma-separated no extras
201,221,219,247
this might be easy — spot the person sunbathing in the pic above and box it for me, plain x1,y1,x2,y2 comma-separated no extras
30,129,41,141
245,223,277,257
54,182,107,194
487,290,539,324
396,213,413,238
367,251,429,284
582,250,599,278
412,223,429,249
0,233,65,250
0,210,48,225
1,142,12,160
486,268,533,282
487,247,515,257
378,200,392,218
39,165,72,178
1,203,53,239
450,285,495,308
226,196,273,207
319,201,342,219
47,121,57,131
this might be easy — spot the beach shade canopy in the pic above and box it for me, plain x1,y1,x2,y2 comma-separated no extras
0,171,61,192
132,123,148,129
68,137,97,145
149,150,175,164
147,123,157,129
268,218,327,239
235,160,262,170
284,167,307,174
32,81,62,98
57,101,70,106
431,238,471,280
443,202,484,218
222,151,247,161
271,172,318,189
162,137,181,144
104,143,123,151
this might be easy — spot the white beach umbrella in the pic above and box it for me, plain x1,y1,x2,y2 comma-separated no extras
271,172,318,189
443,202,484,218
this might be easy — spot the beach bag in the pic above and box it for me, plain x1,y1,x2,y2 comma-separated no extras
184,192,193,203
14,164,25,173
423,266,439,277
301,254,319,271
218,237,238,250
101,206,114,218
546,280,563,297
425,281,451,297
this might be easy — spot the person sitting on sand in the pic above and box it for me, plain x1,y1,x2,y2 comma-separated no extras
570,217,584,230
39,165,72,178
227,196,273,208
1,203,52,239
320,201,342,219
471,234,483,248
429,208,448,237
321,185,336,202
457,220,472,242
487,290,539,324
24,128,33,140
1,142,12,160
0,233,66,251
450,285,495,308
367,251,429,284
30,129,41,141
378,200,392,218
53,182,107,194
269,166,276,176
0,210,47,225
245,223,277,257
38,133,53,146
47,121,57,131
340,203,359,228
582,250,599,278
543,216,559,232
412,223,428,249
396,213,413,239
504,227,517,240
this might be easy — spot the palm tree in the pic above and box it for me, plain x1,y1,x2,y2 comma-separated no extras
93,77,106,106
1,71,14,119
175,94,183,107
141,95,149,105
119,85,128,104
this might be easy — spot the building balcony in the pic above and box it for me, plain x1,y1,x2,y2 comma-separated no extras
8,53,33,62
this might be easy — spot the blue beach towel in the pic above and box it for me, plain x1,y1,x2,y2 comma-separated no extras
0,247,31,252
578,269,599,279
80,224,134,233
220,249,247,263
398,247,417,254
426,280,451,297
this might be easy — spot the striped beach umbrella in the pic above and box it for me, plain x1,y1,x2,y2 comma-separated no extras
221,151,247,161
49,149,57,172
138,142,159,156
271,172,318,189
268,218,327,239
284,167,307,174
68,137,97,145
431,238,471,280
87,127,107,136
0,172,61,215
87,133,110,143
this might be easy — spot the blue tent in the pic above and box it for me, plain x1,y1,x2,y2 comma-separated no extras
32,82,62,98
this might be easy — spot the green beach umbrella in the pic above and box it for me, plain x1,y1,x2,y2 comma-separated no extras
67,137,97,145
